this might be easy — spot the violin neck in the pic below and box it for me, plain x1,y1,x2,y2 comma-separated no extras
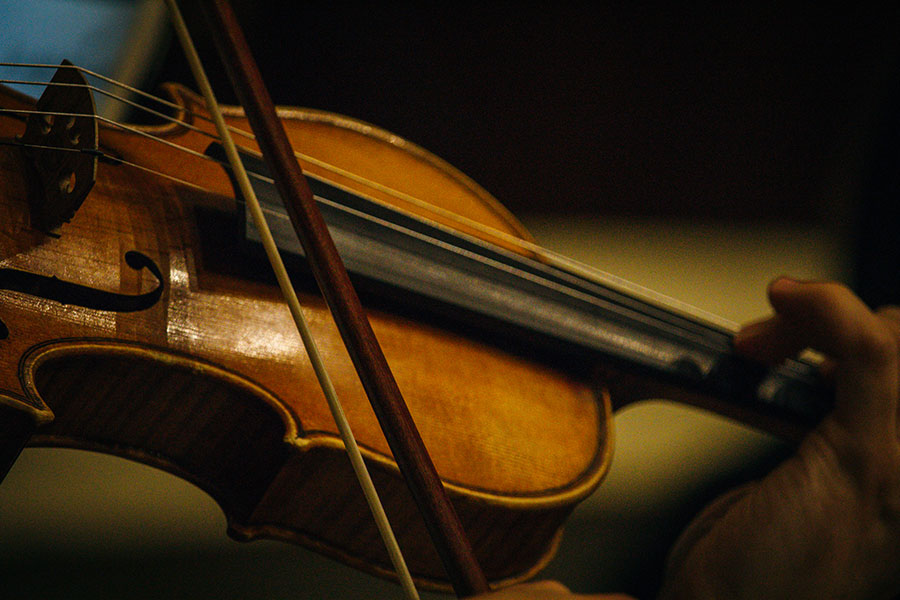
211,143,830,440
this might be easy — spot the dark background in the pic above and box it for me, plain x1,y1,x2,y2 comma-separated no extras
150,3,900,307
3,5,897,599
151,5,894,213
145,7,900,595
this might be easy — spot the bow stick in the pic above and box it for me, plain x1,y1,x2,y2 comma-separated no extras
173,0,490,596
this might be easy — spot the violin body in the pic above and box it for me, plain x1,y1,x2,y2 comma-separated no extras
0,81,610,588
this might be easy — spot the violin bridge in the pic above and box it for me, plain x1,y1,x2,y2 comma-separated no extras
19,60,98,234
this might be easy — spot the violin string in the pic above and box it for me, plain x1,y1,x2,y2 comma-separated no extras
0,107,274,190
1,62,189,112
3,125,730,352
0,64,257,141
1,64,735,332
0,112,735,339
2,64,209,118
0,138,218,194
1,100,733,338
8,109,728,345
2,65,576,271
309,194,734,351
1,107,226,166
162,3,421,599
275,147,738,332
0,77,225,142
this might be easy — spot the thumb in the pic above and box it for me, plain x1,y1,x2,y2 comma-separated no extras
766,278,898,438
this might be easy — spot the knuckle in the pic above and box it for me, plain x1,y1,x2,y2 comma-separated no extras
876,305,900,322
811,283,898,365
817,281,856,309
876,306,900,344
804,281,854,318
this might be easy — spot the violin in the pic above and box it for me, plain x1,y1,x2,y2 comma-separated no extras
0,6,831,596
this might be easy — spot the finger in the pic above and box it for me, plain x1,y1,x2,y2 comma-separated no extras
735,316,839,383
876,306,900,400
767,278,899,437
877,305,900,324
877,306,900,347
733,277,839,363
733,314,806,364
766,279,879,361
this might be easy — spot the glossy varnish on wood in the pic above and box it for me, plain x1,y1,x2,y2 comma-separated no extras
0,83,610,589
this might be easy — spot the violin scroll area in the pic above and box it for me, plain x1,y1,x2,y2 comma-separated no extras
18,60,98,233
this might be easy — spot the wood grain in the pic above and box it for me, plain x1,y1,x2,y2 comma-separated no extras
0,81,609,590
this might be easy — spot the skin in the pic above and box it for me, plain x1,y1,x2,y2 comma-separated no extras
474,278,900,599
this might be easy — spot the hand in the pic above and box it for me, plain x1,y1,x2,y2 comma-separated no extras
659,278,900,599
474,279,900,600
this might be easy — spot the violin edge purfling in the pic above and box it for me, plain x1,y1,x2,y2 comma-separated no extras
0,69,611,591
0,45,827,593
